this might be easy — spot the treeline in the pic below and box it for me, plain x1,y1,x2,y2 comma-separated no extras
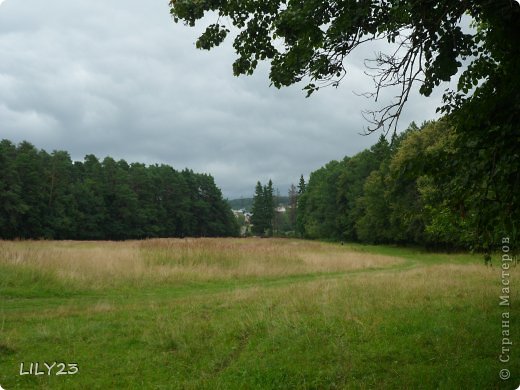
0,140,238,240
296,119,519,252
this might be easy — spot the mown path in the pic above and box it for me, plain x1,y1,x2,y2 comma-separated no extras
3,249,424,316
3,242,482,319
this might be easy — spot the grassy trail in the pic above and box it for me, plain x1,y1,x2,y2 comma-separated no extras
2,245,415,314
0,239,517,389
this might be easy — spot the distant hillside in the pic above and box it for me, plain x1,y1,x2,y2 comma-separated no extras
228,196,289,212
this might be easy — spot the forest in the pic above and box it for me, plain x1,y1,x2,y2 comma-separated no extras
295,119,518,254
0,139,238,240
170,0,519,258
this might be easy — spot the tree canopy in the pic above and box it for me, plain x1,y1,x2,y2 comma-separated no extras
296,119,518,254
170,0,519,252
170,0,519,132
0,140,238,240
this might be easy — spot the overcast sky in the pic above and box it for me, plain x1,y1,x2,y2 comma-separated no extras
0,0,446,199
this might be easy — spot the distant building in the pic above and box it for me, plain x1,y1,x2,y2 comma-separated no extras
232,209,252,223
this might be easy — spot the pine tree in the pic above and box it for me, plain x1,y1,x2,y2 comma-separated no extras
0,140,24,239
298,175,306,195
263,179,274,235
251,181,265,235
296,175,307,237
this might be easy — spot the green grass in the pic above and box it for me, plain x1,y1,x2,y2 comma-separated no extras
0,238,518,389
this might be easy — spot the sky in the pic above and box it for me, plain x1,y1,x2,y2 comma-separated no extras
0,0,447,199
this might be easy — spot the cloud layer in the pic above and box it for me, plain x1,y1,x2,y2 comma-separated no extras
0,0,445,198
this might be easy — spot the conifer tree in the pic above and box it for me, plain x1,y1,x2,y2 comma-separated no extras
264,179,275,235
298,175,306,195
251,181,265,235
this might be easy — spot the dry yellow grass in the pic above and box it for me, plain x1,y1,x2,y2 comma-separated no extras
0,238,402,288
2,238,516,389
0,240,143,288
140,238,403,283
196,261,505,329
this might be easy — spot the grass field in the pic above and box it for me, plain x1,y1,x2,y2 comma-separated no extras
0,238,518,389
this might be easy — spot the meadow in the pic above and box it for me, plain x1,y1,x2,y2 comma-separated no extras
0,238,517,389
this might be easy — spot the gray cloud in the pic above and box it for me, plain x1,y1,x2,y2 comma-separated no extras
0,0,447,198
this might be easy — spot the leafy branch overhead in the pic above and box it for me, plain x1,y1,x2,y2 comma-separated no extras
170,0,520,133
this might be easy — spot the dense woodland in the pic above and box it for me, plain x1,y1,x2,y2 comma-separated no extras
171,0,519,256
295,119,519,253
0,140,238,240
